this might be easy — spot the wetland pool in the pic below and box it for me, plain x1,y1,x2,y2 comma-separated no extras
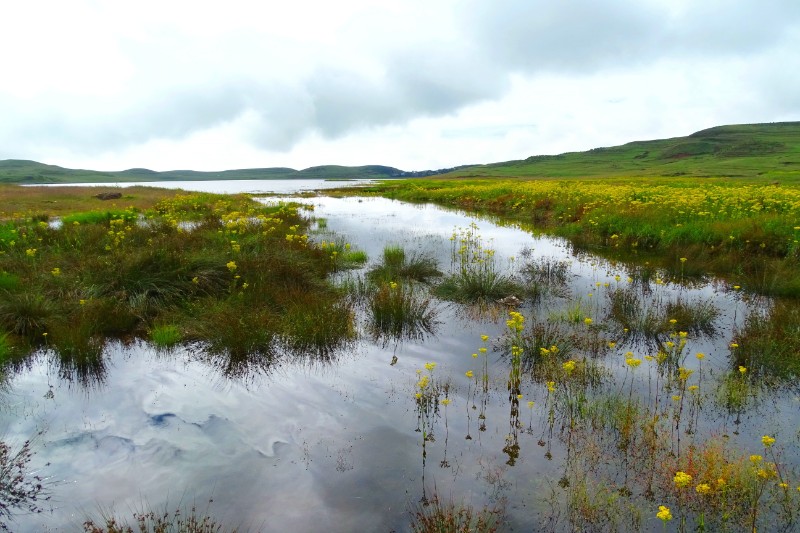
2,192,799,532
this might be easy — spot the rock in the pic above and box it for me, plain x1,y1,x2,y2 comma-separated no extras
94,192,122,200
496,295,522,307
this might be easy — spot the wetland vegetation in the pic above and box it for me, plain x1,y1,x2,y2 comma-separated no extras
2,123,800,532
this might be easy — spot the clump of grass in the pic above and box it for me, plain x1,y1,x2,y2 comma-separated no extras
409,496,502,533
519,253,571,300
368,282,438,342
731,301,800,379
367,245,441,284
664,298,719,337
150,325,182,348
82,501,234,533
279,295,356,357
319,239,368,271
514,320,578,378
0,292,56,339
605,287,719,345
435,224,522,304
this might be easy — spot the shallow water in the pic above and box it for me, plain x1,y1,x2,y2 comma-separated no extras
2,186,798,531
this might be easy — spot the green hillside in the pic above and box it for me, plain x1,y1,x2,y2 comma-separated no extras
0,160,408,184
445,121,800,181
2,121,799,184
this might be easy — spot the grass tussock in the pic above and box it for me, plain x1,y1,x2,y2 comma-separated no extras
367,245,441,284
82,501,235,533
409,496,502,533
434,224,522,304
368,281,438,342
729,300,800,380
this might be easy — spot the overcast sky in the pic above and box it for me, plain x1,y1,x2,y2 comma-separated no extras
1,0,798,172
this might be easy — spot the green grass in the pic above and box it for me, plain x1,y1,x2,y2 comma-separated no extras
0,189,357,380
61,210,138,225
150,324,182,348
368,282,438,342
367,245,441,284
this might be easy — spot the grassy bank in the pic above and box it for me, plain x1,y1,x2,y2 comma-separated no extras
0,186,354,382
340,177,800,297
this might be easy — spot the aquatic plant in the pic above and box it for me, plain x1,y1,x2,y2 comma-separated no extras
368,281,438,342
367,245,441,284
0,437,50,531
435,224,522,303
409,495,502,533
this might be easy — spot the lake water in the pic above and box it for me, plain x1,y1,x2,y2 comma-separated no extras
2,180,796,531
29,178,377,194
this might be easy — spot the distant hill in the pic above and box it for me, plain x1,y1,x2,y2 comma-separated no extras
0,160,410,184
2,121,799,184
443,121,800,180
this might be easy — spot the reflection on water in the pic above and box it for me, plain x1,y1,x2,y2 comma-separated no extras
1,191,798,531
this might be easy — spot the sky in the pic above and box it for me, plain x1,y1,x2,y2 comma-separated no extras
1,0,799,172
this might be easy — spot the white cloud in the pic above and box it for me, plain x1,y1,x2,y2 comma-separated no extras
0,0,798,171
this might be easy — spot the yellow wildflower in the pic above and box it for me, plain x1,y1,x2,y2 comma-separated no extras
562,360,576,374
583,317,593,326
739,365,747,374
226,261,237,272
750,454,763,464
481,334,489,342
546,381,556,393
626,358,642,368
465,370,474,378
696,352,705,360
695,483,711,495
441,398,451,406
762,435,776,447
673,471,692,488
656,505,672,522
424,362,436,372
527,401,535,409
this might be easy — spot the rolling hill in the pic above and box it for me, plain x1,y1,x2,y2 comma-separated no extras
2,121,799,184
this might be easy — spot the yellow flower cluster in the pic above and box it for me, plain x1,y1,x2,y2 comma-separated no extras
673,471,692,488
506,311,524,332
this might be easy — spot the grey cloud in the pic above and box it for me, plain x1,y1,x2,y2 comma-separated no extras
461,0,800,73
3,0,798,160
